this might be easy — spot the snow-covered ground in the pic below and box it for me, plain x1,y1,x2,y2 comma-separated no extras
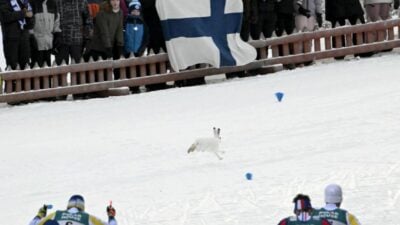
1,50,400,225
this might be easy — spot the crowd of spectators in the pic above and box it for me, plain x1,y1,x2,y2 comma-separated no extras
0,0,399,72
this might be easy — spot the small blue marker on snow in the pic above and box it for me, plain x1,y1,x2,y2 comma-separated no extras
245,172,253,180
275,92,284,102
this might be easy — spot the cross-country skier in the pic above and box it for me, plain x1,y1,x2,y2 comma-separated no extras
28,194,117,225
314,184,361,225
277,194,331,225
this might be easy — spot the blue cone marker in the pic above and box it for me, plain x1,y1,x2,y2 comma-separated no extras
245,172,253,180
275,92,284,102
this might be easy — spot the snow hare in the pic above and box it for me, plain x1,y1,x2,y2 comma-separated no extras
187,127,223,160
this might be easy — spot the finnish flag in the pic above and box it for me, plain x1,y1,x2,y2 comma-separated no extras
156,0,257,71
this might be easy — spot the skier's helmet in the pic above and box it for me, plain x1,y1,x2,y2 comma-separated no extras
293,194,312,213
324,184,343,204
43,220,60,225
67,195,85,211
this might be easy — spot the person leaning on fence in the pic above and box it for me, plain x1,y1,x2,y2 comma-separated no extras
124,0,148,57
0,0,34,70
29,195,117,225
30,0,61,68
84,0,123,61
314,184,362,225
277,194,331,225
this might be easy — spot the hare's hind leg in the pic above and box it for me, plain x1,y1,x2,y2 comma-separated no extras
187,143,197,153
214,151,223,160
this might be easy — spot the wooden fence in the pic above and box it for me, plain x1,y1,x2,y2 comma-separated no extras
1,19,400,104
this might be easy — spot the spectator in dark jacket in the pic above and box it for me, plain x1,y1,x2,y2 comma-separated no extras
124,0,148,57
250,0,277,40
141,0,168,90
325,0,365,28
240,0,254,41
55,0,93,65
30,0,61,67
275,0,295,37
141,0,166,54
325,0,366,59
275,0,295,69
84,0,123,61
0,0,34,70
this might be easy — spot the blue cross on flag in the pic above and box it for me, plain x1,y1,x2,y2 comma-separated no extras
156,0,257,72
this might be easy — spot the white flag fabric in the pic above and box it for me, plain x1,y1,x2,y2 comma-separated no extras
156,0,257,72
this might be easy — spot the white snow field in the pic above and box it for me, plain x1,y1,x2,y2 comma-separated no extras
0,51,400,225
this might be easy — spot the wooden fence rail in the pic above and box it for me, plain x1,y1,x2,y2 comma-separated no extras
1,19,400,104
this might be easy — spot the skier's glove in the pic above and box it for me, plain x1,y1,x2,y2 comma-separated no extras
107,206,116,218
316,13,323,27
36,205,47,219
298,5,311,18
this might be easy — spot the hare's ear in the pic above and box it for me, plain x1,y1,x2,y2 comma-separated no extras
217,128,221,137
213,127,220,138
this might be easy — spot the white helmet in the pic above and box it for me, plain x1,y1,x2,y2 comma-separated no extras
324,184,343,204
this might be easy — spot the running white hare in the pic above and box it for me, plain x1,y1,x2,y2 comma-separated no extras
187,127,223,160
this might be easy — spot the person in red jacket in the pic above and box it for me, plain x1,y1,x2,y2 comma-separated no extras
277,194,331,225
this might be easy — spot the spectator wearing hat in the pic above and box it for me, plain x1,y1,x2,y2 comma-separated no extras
277,194,331,225
124,0,148,57
314,184,362,225
87,0,103,20
29,194,117,225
